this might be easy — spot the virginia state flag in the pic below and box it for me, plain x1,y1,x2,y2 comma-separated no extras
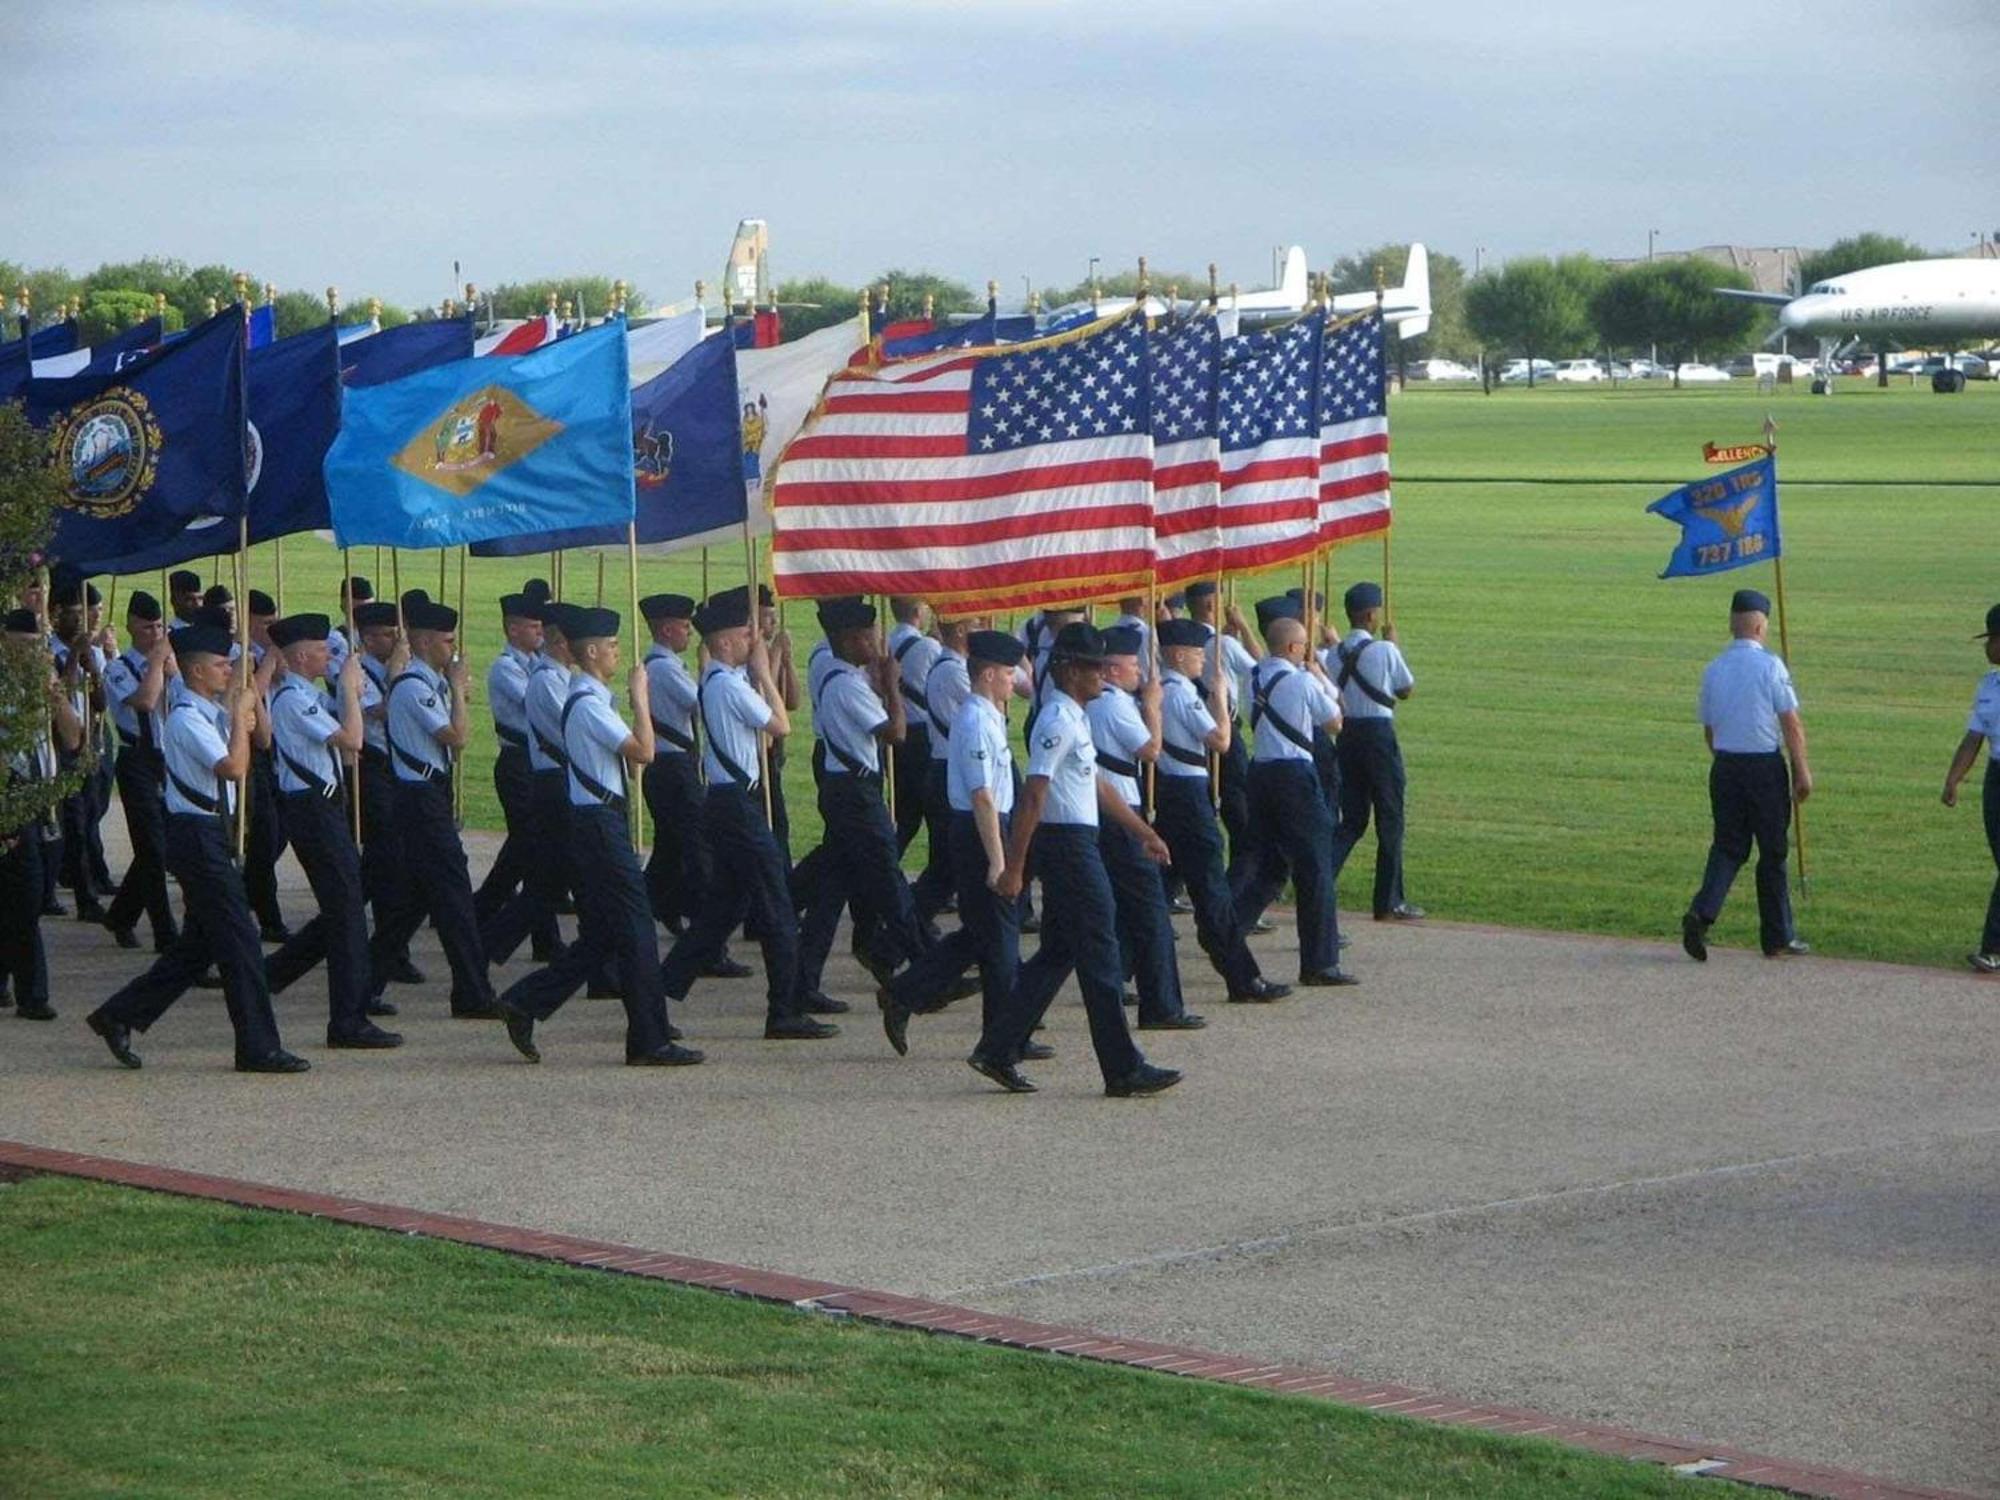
326,321,634,549
340,316,474,388
1647,454,1780,579
472,330,741,557
30,306,248,572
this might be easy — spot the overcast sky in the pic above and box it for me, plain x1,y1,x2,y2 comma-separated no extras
12,0,1998,309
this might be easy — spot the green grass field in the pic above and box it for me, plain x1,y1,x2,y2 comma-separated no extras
185,380,2000,969
0,1175,1701,1498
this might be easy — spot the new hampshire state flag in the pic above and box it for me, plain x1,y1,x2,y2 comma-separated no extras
326,322,635,549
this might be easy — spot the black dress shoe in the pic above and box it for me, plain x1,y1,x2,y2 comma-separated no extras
1105,1062,1182,1097
237,1050,311,1074
1969,951,2000,974
451,1003,504,1020
191,972,223,990
1138,1013,1207,1031
1228,978,1291,1004
366,997,399,1018
764,1018,839,1040
500,1006,540,1062
328,1023,404,1050
106,923,140,950
586,984,622,999
666,1021,685,1041
41,899,68,917
1681,911,1709,963
880,995,911,1056
628,1042,705,1066
939,894,959,915
530,944,563,964
1374,904,1426,921
1019,913,1041,935
801,991,852,1015
704,956,753,980
152,932,179,954
1249,916,1274,934
259,924,294,945
967,1053,1036,1092
1298,968,1359,987
1763,938,1811,958
554,897,576,916
384,957,426,986
1167,894,1194,915
88,1012,142,1068
75,898,107,923
1120,988,1139,1008
1018,1039,1056,1062
941,974,983,1006
1337,933,1352,949
15,1002,57,1021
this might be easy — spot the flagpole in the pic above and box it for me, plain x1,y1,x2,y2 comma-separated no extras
234,513,251,861
878,593,894,816
626,521,643,849
1764,415,1806,897
746,518,772,825
595,551,605,607
1208,567,1224,810
391,549,404,631
343,545,362,842
453,546,467,826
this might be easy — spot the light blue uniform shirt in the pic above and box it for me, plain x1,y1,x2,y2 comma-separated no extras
324,625,351,688
805,639,840,703
1085,686,1148,806
926,649,971,761
358,655,388,755
643,642,698,754
1111,613,1154,684
1250,658,1339,765
948,694,1014,815
1699,639,1798,754
1322,629,1414,722
103,648,163,748
487,645,535,749
699,662,772,788
1157,668,1218,779
561,674,630,808
162,697,235,816
386,658,453,781
814,659,889,776
268,671,343,795
1969,671,2000,740
1026,692,1100,827
1201,623,1257,718
889,624,942,719
525,660,572,772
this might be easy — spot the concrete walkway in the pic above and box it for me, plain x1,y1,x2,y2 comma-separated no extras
4,826,1995,1494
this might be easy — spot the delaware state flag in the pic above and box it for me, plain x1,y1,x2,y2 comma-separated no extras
325,323,635,549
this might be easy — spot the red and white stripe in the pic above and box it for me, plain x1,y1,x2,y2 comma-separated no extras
1153,432,1220,587
1318,414,1391,544
1219,433,1320,574
771,338,1155,609
475,313,556,358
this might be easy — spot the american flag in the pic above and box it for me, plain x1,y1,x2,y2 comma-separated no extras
771,313,1154,608
1317,311,1391,543
1219,307,1323,573
1148,315,1221,586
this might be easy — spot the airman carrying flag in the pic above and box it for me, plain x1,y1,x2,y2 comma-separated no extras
1647,453,1780,578
325,322,634,550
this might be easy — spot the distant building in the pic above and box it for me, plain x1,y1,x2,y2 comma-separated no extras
1603,245,1804,294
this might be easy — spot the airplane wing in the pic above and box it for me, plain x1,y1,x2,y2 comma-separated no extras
1713,288,1795,306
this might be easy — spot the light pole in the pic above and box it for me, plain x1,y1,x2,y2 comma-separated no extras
1648,228,1660,368
1087,256,1100,308
1021,274,1031,309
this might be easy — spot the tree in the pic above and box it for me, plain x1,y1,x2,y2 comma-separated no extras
0,403,76,838
1798,233,1933,289
1589,260,1763,385
487,276,645,322
772,277,861,340
1326,244,1475,363
1038,268,1206,307
1462,257,1599,384
0,262,82,331
79,289,184,345
869,269,979,325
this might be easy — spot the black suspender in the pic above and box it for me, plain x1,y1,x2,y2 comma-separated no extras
646,654,698,752
925,658,957,738
894,635,930,711
1335,640,1398,711
384,671,442,781
559,689,626,809
697,668,756,787
1250,665,1316,754
1158,678,1211,767
164,703,222,813
271,681,338,797
812,664,874,779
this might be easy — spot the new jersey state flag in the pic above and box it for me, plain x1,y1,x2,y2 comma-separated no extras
325,322,635,550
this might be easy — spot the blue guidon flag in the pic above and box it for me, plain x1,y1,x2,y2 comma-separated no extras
1647,454,1781,578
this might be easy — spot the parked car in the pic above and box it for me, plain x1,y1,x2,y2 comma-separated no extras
1552,359,1606,383
1888,354,1991,380
1498,358,1559,384
1621,358,1670,379
1406,358,1479,382
1673,363,1733,383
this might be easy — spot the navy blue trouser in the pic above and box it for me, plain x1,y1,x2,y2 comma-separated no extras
909,759,956,922
357,748,414,964
481,770,573,966
642,751,707,929
1153,775,1262,995
1218,729,1252,883
1328,718,1408,917
475,744,546,931
243,749,287,931
660,784,801,1021
797,772,926,1001
1232,759,1342,978
93,815,285,1065
373,777,495,1013
1100,808,1187,1023
889,810,1018,1028
0,834,49,1009
1691,751,1795,953
1980,762,2000,955
502,804,671,1056
105,748,177,947
266,788,375,1040
892,725,929,853
984,824,1143,1082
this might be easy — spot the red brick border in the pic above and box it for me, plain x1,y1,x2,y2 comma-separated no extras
0,1139,1977,1500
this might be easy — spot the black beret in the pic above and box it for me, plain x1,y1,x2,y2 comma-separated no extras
640,593,695,622
817,597,875,634
1049,622,1107,664
1978,603,2000,641
968,629,1026,668
1254,595,1301,633
521,578,552,604
202,584,233,606
406,599,458,632
2,607,38,634
269,613,331,648
756,584,777,608
567,606,620,641
1731,589,1771,616
1164,591,1187,611
168,569,202,593
694,585,752,635
544,602,587,638
1159,619,1211,650
171,624,234,660
499,593,536,619
1185,580,1218,600
1100,625,1143,656
1285,587,1325,611
341,575,374,602
127,590,163,622
247,590,276,617
193,605,234,631
353,602,398,630
1343,581,1383,615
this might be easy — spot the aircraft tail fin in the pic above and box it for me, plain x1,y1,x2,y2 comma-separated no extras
1393,242,1431,339
1279,246,1309,307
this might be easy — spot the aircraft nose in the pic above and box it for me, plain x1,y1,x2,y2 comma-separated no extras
1778,298,1808,330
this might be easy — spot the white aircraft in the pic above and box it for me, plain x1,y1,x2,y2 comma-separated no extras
1047,244,1434,338
1717,256,2000,391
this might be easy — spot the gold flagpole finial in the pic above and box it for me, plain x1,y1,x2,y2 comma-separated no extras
204,295,218,317
263,281,276,306
612,278,627,314
464,282,477,309
368,297,382,323
1207,262,1219,305
155,291,168,315
922,291,934,320
1137,256,1149,298
545,291,559,315
1029,289,1041,314
15,285,29,319
1374,262,1386,296
326,286,340,318
986,278,998,302
694,278,706,313
232,271,249,306
560,299,574,323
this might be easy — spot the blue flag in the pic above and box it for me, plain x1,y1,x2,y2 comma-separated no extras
79,317,169,374
1646,455,1781,578
326,322,634,550
339,316,474,388
472,330,742,557
880,312,999,359
31,306,248,573
91,323,343,575
6,318,81,357
246,304,277,350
